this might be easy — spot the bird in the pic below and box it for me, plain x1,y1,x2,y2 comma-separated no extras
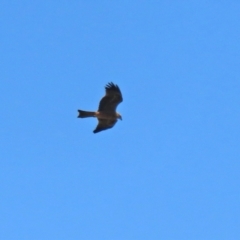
77,82,123,133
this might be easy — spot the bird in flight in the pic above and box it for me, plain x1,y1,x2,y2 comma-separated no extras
77,82,123,133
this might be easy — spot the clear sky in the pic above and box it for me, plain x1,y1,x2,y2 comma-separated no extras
1,1,240,239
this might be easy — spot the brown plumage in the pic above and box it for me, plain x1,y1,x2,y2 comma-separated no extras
77,82,123,133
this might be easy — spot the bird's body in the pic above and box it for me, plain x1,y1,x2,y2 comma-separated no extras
77,82,123,133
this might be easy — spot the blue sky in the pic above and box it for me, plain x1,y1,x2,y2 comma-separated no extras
1,1,240,239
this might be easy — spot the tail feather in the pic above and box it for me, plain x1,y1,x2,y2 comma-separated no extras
78,110,96,118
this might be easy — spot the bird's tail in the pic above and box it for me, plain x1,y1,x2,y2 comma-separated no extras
77,110,96,118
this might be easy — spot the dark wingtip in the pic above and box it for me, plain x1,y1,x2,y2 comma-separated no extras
105,82,120,92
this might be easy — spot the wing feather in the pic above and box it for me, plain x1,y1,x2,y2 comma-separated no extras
93,119,117,133
98,82,123,112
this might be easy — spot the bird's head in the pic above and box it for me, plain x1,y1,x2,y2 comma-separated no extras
117,113,122,120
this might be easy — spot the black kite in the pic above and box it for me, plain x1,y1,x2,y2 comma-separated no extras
77,82,123,133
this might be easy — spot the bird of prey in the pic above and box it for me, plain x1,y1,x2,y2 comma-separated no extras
77,82,123,133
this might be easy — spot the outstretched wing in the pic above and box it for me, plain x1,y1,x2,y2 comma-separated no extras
98,82,123,112
93,119,117,133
